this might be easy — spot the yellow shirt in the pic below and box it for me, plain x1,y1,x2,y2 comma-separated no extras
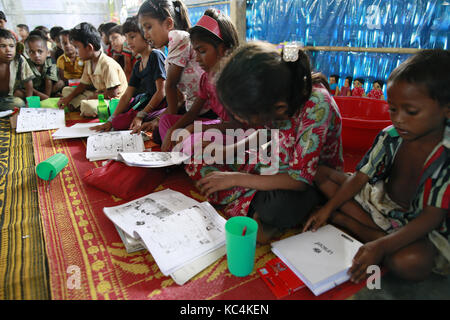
80,52,128,98
56,54,85,80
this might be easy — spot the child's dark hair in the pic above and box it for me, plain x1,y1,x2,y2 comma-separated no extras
69,22,102,51
25,34,47,48
0,28,16,43
17,24,29,32
138,0,191,31
108,25,124,37
216,42,325,122
122,16,144,37
29,29,48,41
388,49,450,107
330,74,339,81
99,22,118,35
50,26,64,41
373,79,384,89
354,77,365,84
345,76,353,83
34,26,50,37
189,8,239,51
59,30,70,38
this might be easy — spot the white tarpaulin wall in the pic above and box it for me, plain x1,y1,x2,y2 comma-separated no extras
0,0,111,30
0,0,228,31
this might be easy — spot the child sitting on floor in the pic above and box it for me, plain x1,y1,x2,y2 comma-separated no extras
338,76,352,97
91,16,166,133
99,22,118,58
50,26,64,63
56,30,85,86
136,0,206,143
351,77,366,97
304,49,450,282
188,42,344,244
158,8,239,151
15,34,64,100
367,79,385,100
0,28,34,110
329,74,340,96
108,25,137,80
57,22,128,117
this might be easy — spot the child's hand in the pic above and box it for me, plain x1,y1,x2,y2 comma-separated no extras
302,207,332,232
90,122,112,132
161,129,176,152
57,97,70,109
130,117,143,134
139,118,159,134
196,171,238,198
348,241,385,284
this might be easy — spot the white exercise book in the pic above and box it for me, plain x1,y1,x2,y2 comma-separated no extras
271,224,363,296
86,130,145,161
16,108,65,133
103,189,227,284
117,152,190,168
52,123,100,140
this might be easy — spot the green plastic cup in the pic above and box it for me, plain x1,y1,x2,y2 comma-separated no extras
26,96,41,108
225,216,258,277
36,153,69,181
109,98,120,115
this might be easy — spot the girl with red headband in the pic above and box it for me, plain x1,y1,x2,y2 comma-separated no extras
157,8,240,152
136,0,218,143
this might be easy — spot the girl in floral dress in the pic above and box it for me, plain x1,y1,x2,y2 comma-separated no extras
187,42,344,243
136,0,206,142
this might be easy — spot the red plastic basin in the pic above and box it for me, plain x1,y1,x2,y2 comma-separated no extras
334,96,392,152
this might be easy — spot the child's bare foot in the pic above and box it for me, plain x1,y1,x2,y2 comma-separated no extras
253,214,282,245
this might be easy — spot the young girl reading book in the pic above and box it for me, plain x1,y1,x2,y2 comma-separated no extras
158,8,239,151
135,0,208,142
187,42,344,244
304,49,450,283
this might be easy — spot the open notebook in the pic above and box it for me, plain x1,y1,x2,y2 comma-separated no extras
103,189,227,285
271,225,363,296
16,108,65,133
117,152,190,168
86,131,145,161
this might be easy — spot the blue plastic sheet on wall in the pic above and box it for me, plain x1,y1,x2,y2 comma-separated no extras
188,2,230,25
246,0,449,93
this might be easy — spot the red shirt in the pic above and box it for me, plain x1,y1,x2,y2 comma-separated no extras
351,87,365,97
367,89,384,99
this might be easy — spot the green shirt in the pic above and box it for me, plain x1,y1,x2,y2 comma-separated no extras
27,57,59,92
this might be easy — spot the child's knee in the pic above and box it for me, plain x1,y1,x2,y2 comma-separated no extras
61,86,75,98
385,241,436,281
80,100,98,117
315,165,346,186
13,89,25,99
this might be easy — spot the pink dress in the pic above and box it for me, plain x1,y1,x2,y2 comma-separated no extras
166,30,204,111
185,84,344,218
367,89,384,99
351,87,365,97
158,72,228,142
339,86,351,96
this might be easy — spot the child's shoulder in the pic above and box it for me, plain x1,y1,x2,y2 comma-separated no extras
150,49,166,60
168,30,190,49
45,56,56,66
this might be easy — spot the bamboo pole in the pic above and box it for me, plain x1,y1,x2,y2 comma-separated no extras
303,46,420,54
230,0,247,45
